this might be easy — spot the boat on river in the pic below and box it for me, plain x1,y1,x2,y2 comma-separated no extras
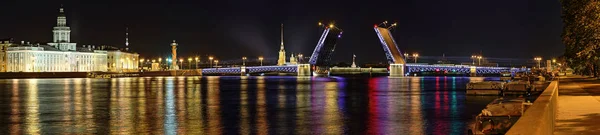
467,98,533,135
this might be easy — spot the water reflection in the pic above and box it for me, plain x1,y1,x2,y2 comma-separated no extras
0,76,496,134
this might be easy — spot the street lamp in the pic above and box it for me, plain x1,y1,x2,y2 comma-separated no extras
412,53,419,63
534,57,542,69
139,59,145,69
477,56,482,66
179,59,183,69
158,58,162,70
214,60,219,67
258,57,264,66
298,54,303,63
209,56,214,68
404,53,409,63
242,57,247,66
188,58,192,69
471,55,476,65
195,57,199,69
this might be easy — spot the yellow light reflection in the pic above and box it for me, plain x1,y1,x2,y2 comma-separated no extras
239,76,250,135
186,77,203,134
256,76,268,134
10,79,20,135
324,82,341,134
25,79,40,134
206,76,221,134
409,77,424,135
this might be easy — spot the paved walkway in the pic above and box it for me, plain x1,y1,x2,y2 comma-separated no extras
555,75,600,135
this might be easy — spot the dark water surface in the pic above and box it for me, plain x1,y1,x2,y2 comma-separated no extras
0,76,499,135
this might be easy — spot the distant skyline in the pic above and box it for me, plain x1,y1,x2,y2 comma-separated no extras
0,0,564,63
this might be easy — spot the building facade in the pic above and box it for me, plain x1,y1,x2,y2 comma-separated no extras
4,6,109,72
0,38,14,72
107,50,139,72
6,46,107,72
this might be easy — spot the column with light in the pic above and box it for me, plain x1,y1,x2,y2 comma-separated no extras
242,57,247,66
259,57,264,66
195,57,199,69
188,58,192,69
412,53,419,63
209,56,214,68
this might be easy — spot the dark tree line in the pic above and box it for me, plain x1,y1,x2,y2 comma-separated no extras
561,0,600,76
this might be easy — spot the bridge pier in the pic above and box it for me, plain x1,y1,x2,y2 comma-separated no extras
470,66,477,76
297,64,311,76
389,64,405,77
240,66,246,76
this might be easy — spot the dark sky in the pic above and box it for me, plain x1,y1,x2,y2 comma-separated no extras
0,0,564,63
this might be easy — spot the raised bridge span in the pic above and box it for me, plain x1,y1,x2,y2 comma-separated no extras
201,22,528,76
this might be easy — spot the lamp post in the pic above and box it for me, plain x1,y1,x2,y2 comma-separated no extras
471,55,476,65
195,57,199,69
139,59,145,69
477,56,482,66
259,57,264,66
404,53,409,63
188,58,192,69
298,54,303,63
242,57,247,66
534,57,542,69
179,59,183,69
158,58,162,70
214,60,219,67
412,53,419,63
209,56,214,68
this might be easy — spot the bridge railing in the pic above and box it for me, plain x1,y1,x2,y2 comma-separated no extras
505,80,559,135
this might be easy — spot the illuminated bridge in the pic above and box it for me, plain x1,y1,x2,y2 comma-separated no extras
199,22,528,76
308,25,343,75
200,64,526,76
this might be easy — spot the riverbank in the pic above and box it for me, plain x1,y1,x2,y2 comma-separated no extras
0,70,202,79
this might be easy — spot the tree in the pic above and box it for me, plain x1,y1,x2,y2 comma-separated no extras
561,0,600,76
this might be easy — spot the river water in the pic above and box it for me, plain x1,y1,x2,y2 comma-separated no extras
0,76,499,135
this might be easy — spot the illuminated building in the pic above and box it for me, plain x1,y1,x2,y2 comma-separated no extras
47,6,76,51
0,38,15,72
5,6,110,72
289,53,297,65
277,24,286,66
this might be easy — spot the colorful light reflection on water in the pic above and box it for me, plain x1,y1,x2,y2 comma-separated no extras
0,76,496,134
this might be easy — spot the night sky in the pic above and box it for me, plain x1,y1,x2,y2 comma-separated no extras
0,0,564,63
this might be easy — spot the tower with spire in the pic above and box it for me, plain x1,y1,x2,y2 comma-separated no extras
48,5,77,51
277,24,286,66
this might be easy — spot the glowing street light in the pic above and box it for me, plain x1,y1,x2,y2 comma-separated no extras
477,56,483,66
318,22,322,26
188,58,193,69
209,56,214,68
534,57,542,69
412,53,419,63
258,57,264,66
179,59,183,69
195,57,199,69
404,53,409,63
242,56,247,66
329,24,334,28
214,60,219,67
298,54,304,63
158,58,162,70
471,55,476,65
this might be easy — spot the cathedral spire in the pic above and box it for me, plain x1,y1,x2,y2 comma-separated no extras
280,23,284,50
277,23,286,66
